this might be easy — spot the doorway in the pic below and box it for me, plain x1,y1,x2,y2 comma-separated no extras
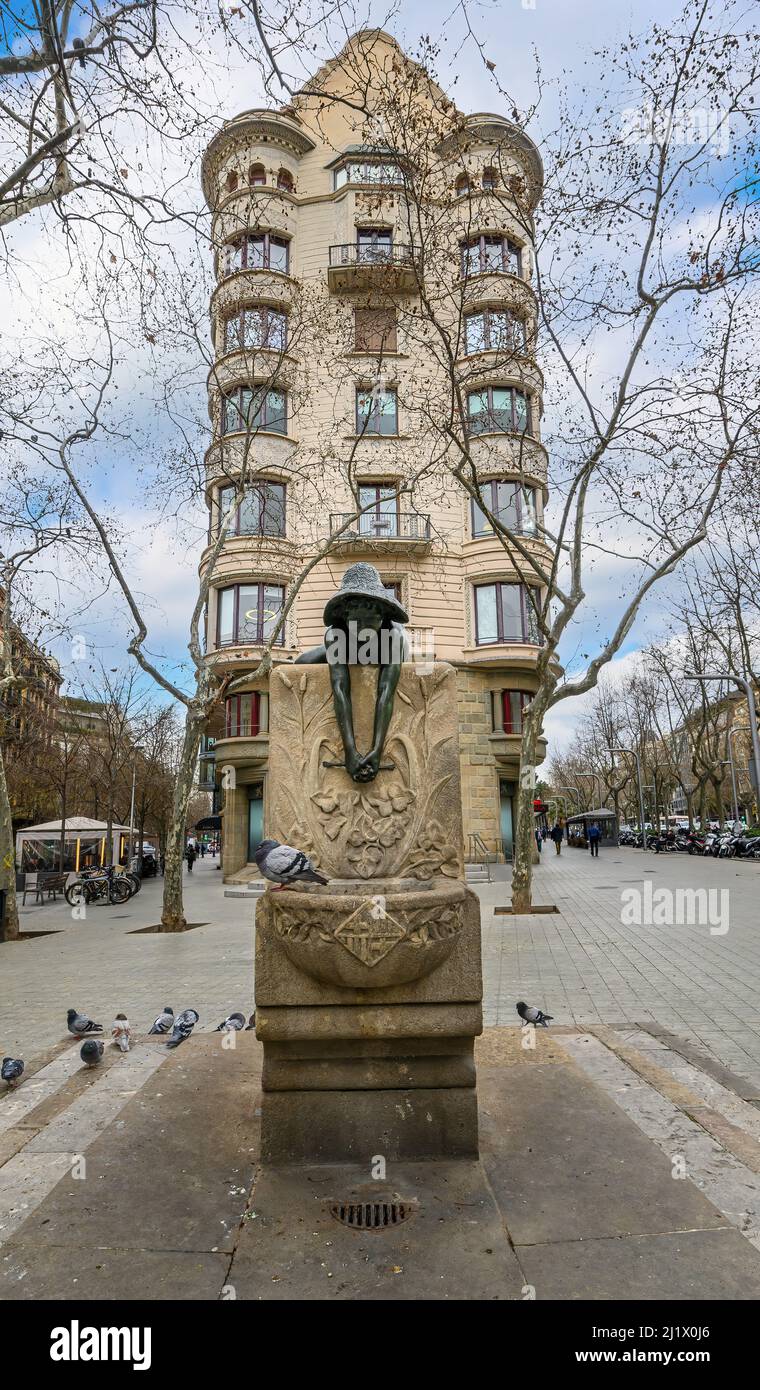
247,782,264,861
499,778,516,860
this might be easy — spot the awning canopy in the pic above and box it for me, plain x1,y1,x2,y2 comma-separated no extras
195,815,221,831
566,808,617,823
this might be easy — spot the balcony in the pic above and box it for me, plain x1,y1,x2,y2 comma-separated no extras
329,511,432,554
327,243,421,294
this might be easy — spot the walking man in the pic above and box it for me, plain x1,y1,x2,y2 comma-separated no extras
186,842,196,873
588,821,601,858
550,822,564,856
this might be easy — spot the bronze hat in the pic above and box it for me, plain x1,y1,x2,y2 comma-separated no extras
323,563,408,626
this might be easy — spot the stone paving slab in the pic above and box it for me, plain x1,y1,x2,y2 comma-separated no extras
519,1229,760,1301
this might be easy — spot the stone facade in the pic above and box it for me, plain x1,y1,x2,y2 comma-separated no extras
199,30,550,877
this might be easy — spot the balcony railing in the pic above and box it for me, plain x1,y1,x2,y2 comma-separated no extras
329,243,419,269
329,512,431,542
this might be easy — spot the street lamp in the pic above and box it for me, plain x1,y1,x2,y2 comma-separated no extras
554,785,582,813
718,758,740,824
605,748,647,850
728,725,754,821
685,674,760,824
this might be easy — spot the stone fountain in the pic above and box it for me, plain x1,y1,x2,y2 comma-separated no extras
254,565,483,1163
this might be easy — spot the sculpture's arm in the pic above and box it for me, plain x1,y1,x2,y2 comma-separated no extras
294,644,327,665
368,658,401,762
328,660,363,776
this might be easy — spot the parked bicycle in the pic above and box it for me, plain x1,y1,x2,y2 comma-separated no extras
64,865,133,908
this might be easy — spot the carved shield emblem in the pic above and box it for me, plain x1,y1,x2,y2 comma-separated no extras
333,901,406,966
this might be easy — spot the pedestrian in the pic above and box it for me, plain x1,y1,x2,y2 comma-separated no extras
534,827,542,855
200,842,206,858
541,826,548,842
186,842,196,873
588,821,601,857
550,822,564,855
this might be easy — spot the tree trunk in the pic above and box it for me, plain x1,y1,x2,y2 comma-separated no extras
511,701,545,913
0,745,19,941
160,710,202,931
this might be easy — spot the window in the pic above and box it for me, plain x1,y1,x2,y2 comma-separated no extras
225,691,269,737
224,233,289,276
216,583,285,646
358,484,398,536
222,387,287,435
356,228,393,263
223,307,287,353
474,582,540,645
276,168,293,192
472,480,537,536
380,578,403,604
492,690,532,734
354,308,397,353
356,386,398,436
460,235,521,277
226,170,239,193
464,309,525,355
249,163,266,186
334,160,403,189
218,481,286,536
482,167,497,191
466,386,530,435
455,173,471,197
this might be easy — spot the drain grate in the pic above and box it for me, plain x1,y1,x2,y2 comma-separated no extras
329,1199,416,1232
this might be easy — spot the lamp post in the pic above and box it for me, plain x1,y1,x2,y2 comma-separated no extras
719,757,740,824
555,785,582,814
728,725,753,822
685,674,760,825
605,748,647,850
127,747,144,869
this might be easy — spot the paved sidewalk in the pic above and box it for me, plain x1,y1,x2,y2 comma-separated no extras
4,848,760,1095
2,1025,760,1301
479,849,760,1090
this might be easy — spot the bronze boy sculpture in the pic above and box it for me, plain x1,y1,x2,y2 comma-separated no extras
295,562,408,783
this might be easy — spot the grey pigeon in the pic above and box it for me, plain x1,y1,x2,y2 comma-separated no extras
67,1008,103,1035
80,1039,104,1067
215,1012,246,1032
167,1008,199,1048
1,1057,24,1089
516,1001,553,1028
72,37,87,68
148,1006,174,1035
254,839,328,891
245,1012,256,1031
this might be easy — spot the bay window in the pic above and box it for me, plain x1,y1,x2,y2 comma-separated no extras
466,385,530,435
223,307,287,353
472,480,537,537
224,691,269,737
334,160,403,189
216,583,285,647
218,481,286,536
356,386,398,436
461,235,522,277
474,582,540,645
222,386,287,435
492,689,533,734
224,233,289,277
464,308,525,355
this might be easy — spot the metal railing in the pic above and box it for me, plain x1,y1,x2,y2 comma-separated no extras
328,242,420,269
329,512,431,541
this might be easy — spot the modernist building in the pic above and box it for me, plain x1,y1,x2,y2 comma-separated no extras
199,30,551,879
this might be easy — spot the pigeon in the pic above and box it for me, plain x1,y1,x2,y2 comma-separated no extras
244,1013,256,1031
111,1014,132,1052
72,37,87,68
166,1009,199,1048
67,1009,103,1036
1,1057,24,1089
148,1006,174,1035
215,1012,246,1032
254,839,328,891
80,1039,104,1067
516,1001,553,1028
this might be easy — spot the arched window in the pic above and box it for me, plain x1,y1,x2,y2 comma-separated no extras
249,163,266,186
482,167,497,191
225,170,239,193
455,173,471,198
276,168,293,192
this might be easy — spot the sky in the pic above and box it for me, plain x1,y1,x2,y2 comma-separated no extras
2,0,743,755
